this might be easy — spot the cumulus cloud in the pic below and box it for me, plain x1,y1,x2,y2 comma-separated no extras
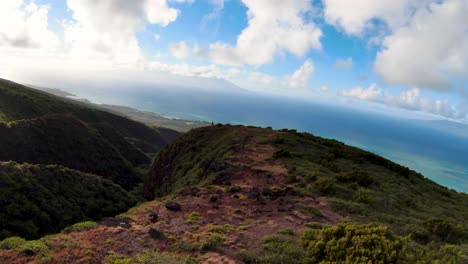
334,58,353,70
340,84,466,121
323,0,431,36
341,83,382,100
207,0,322,66
287,59,315,88
324,0,468,90
0,0,59,50
374,0,468,89
383,88,461,118
64,0,182,65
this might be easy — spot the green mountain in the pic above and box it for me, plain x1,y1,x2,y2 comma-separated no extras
0,161,135,240
0,78,181,189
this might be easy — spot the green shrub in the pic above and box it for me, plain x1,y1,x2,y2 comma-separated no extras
313,177,336,195
301,223,407,263
208,224,235,234
0,236,26,249
238,249,260,263
422,218,467,243
353,188,371,204
200,234,225,251
261,234,304,264
185,212,202,224
335,170,373,187
19,240,49,256
63,221,98,233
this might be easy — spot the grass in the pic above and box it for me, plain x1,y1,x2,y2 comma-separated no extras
184,212,202,224
200,234,226,251
62,221,98,233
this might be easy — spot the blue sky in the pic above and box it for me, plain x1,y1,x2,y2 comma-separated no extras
0,0,467,122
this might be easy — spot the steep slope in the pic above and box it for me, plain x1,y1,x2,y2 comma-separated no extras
0,78,181,188
1,125,464,263
0,115,140,189
0,161,136,240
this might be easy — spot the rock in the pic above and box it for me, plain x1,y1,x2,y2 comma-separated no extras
149,212,158,222
165,201,182,211
99,217,131,229
148,228,165,240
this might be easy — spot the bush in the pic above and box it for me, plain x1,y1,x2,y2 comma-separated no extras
261,234,304,264
335,170,373,187
208,224,235,234
185,212,202,224
0,236,26,249
19,240,49,256
301,223,407,263
63,221,98,233
313,178,336,195
200,234,225,251
422,218,467,243
353,188,371,204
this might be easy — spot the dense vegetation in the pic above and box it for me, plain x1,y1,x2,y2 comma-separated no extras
0,78,182,241
0,161,136,240
145,125,468,261
240,223,467,263
0,78,181,189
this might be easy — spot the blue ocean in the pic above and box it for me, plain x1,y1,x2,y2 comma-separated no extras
76,86,468,193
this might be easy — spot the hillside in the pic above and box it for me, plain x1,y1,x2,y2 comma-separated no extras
0,161,136,240
0,79,181,189
1,125,466,263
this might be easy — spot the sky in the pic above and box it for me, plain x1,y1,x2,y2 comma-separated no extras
0,0,467,123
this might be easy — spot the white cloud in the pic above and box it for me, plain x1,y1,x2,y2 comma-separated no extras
148,61,224,78
339,84,466,121
374,0,468,89
323,0,432,36
145,0,179,26
63,0,182,66
334,58,353,70
169,41,191,59
383,88,461,118
341,83,382,100
287,59,315,88
0,0,59,50
201,0,224,34
207,0,322,66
